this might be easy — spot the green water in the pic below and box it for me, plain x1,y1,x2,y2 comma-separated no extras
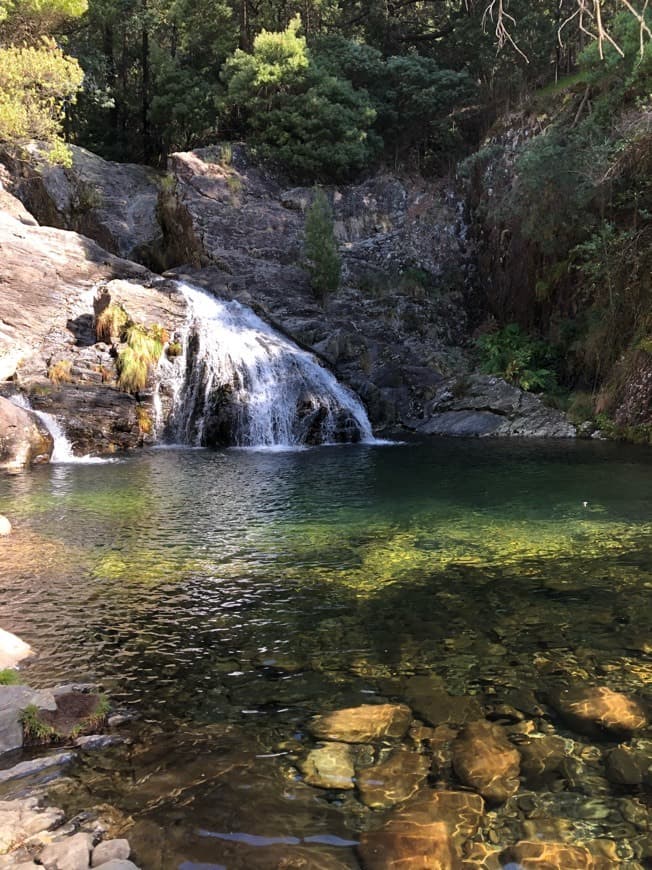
0,439,650,867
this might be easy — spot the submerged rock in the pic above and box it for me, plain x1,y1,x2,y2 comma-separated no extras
299,742,355,790
500,839,610,869
452,720,520,803
357,747,429,808
357,788,484,869
309,703,412,743
549,686,648,739
358,819,455,870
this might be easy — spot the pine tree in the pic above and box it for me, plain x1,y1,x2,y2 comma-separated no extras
304,188,341,302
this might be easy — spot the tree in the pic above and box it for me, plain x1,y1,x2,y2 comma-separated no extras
223,17,378,181
0,0,85,162
304,188,340,301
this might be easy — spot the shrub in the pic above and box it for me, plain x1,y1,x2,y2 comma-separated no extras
477,324,558,392
0,669,20,685
47,359,72,385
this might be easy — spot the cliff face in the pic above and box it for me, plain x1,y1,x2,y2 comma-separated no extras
0,142,575,451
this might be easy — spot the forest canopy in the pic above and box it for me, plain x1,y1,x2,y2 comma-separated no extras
0,0,650,177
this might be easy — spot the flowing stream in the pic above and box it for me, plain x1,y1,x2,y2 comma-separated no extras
159,282,375,448
0,439,650,868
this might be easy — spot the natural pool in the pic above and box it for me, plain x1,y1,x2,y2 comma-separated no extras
0,438,650,868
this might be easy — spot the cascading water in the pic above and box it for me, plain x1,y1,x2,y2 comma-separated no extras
159,283,375,448
8,394,109,464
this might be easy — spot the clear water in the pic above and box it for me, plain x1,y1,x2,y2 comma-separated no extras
0,439,650,868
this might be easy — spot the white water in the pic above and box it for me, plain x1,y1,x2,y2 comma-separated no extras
8,394,112,464
163,283,376,448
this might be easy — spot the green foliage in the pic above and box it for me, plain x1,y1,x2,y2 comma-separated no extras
223,19,377,181
0,40,83,157
477,324,557,392
304,187,340,300
20,704,57,743
0,668,20,685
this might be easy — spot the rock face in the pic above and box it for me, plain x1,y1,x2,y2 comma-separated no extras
0,185,186,457
3,144,164,268
162,146,475,430
1,144,578,442
549,686,648,739
452,720,520,803
413,374,575,438
0,396,53,469
309,703,412,743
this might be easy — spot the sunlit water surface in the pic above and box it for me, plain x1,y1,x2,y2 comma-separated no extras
0,439,650,868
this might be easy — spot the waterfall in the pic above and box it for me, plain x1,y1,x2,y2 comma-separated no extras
8,394,109,464
160,283,375,448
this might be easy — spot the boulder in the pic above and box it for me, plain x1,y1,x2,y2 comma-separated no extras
416,375,576,439
0,397,53,469
549,686,648,739
0,629,33,669
309,704,412,743
39,833,92,870
0,516,11,536
357,748,429,808
4,144,163,268
452,720,520,803
0,797,64,853
299,742,355,790
0,685,56,754
91,839,131,866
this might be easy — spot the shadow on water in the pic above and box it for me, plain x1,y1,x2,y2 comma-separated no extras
1,438,651,868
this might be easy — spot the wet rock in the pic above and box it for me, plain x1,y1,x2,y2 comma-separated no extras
357,820,455,870
74,734,123,751
549,686,648,739
500,840,609,869
299,742,355,790
309,703,412,744
0,752,74,784
604,745,650,786
38,832,92,870
399,790,485,845
518,735,567,786
91,838,131,866
0,516,11,536
404,677,483,728
357,747,429,808
0,629,33,670
0,798,64,853
452,720,520,804
0,397,53,470
0,685,56,754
